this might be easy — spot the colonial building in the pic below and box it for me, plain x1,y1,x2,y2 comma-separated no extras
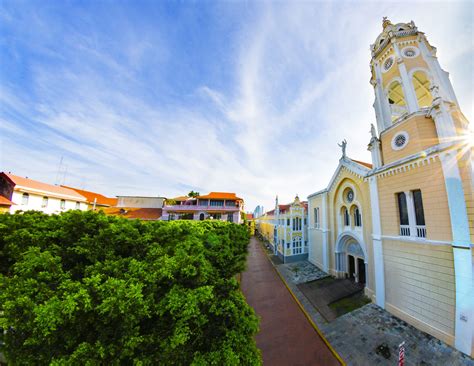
161,192,244,223
256,195,308,263
308,19,473,356
0,173,88,214
61,185,118,210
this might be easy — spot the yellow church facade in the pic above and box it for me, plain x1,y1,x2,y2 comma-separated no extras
308,19,473,356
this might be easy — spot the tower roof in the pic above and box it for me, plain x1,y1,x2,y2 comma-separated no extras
371,20,419,58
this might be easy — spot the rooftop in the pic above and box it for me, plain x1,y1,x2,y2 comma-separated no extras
101,207,163,220
62,185,118,207
3,173,87,201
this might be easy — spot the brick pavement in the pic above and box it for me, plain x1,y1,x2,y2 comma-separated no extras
241,237,342,366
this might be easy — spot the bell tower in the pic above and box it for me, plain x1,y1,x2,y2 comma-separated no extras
369,18,469,148
367,19,473,356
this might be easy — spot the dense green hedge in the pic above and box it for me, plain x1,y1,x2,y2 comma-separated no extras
0,211,260,365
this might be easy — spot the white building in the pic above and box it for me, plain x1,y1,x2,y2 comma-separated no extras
0,173,88,214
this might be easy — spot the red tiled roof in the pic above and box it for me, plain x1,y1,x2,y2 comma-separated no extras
246,213,254,220
197,192,243,201
351,159,373,169
0,195,14,206
62,185,118,207
102,207,162,220
3,173,86,201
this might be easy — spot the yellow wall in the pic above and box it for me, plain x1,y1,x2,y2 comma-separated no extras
377,158,452,241
380,115,439,165
384,239,455,345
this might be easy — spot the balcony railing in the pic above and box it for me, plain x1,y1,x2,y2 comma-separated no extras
399,225,426,238
416,225,426,238
400,225,410,236
163,205,239,212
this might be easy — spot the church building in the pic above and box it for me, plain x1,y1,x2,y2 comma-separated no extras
307,19,473,356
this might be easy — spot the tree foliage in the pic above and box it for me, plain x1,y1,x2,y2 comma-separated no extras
0,211,260,365
187,191,200,198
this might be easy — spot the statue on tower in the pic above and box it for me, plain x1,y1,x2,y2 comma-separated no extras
370,124,377,139
338,139,347,158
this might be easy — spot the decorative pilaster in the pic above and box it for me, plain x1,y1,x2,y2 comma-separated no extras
321,192,329,272
439,151,473,355
369,176,385,308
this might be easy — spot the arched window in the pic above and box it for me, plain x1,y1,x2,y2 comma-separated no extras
387,80,407,122
412,71,433,108
60,199,66,210
343,207,350,226
22,193,29,205
42,196,48,208
199,213,205,221
354,207,362,227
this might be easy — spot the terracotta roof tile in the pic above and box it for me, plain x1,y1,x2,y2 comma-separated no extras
4,173,86,201
197,192,243,201
61,185,118,207
351,159,373,169
0,195,14,206
246,213,254,219
101,207,162,220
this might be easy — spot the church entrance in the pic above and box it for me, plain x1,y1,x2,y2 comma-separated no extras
335,234,367,285
348,255,355,280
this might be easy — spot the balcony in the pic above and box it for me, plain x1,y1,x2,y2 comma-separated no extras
399,225,426,238
163,205,239,212
400,225,410,236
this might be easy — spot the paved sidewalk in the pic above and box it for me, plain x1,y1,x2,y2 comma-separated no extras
241,237,341,366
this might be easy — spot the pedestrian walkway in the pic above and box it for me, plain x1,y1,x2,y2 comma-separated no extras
241,237,342,366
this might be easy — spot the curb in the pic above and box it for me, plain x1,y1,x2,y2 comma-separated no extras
256,238,346,366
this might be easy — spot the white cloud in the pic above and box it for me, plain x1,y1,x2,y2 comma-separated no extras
1,1,472,213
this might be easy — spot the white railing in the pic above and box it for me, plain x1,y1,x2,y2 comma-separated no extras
416,225,426,238
163,205,239,212
400,225,410,236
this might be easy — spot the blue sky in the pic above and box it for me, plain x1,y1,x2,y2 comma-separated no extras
1,1,472,211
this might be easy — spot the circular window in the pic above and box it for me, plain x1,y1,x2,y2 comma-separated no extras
391,131,410,150
401,46,419,58
346,189,354,203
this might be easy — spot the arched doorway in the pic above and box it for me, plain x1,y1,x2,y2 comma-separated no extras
335,234,367,285
199,213,205,221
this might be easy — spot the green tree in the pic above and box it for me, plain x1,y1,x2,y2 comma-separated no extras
187,191,200,198
0,211,260,365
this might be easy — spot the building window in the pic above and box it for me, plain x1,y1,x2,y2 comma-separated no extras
42,196,48,208
169,213,176,221
292,217,302,231
343,207,350,226
412,71,433,108
304,218,307,226
199,213,205,221
354,207,362,227
397,192,409,235
22,193,29,205
397,191,425,238
292,237,302,255
314,207,320,228
60,199,66,210
387,80,407,122
413,189,426,237
213,213,222,220
225,201,236,207
227,214,234,223
75,202,80,210
210,200,224,207
287,218,290,226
